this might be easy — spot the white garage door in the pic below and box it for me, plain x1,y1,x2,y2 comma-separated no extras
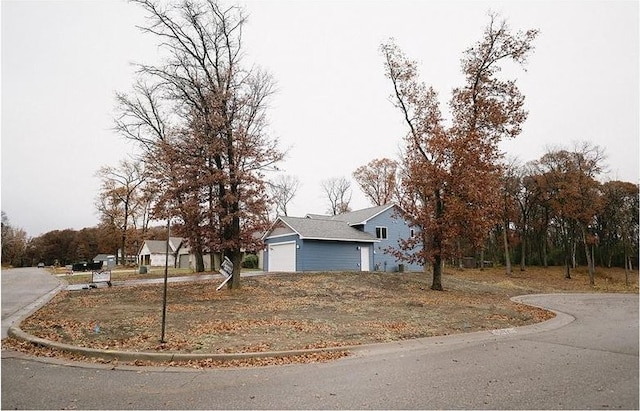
268,242,296,272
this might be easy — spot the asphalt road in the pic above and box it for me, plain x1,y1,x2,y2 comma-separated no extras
1,268,638,410
1,267,62,339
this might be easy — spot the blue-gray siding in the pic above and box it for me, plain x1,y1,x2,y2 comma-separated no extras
264,236,373,272
298,240,371,271
264,206,423,272
363,209,423,272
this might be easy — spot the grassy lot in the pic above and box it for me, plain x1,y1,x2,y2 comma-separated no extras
7,265,636,362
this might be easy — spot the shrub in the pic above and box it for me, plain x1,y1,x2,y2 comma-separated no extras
242,254,259,269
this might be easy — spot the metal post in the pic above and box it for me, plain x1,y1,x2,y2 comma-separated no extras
160,218,170,343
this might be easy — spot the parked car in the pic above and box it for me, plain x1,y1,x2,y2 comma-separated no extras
37,262,45,268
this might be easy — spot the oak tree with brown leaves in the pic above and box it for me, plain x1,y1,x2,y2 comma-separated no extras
382,14,537,290
534,143,606,283
115,0,283,287
353,158,398,206
597,180,639,285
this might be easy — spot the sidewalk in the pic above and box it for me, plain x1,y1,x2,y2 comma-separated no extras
65,270,266,291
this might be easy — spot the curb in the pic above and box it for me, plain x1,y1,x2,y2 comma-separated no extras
7,325,353,363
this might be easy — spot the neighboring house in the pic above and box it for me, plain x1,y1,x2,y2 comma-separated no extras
138,237,261,271
138,237,191,268
262,203,422,272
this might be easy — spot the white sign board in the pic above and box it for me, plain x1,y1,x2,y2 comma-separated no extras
91,270,112,285
219,257,233,277
217,257,233,291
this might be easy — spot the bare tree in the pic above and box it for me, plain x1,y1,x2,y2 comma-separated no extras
268,175,300,217
321,177,352,215
95,159,148,265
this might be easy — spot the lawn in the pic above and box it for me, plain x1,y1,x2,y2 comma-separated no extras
7,265,636,361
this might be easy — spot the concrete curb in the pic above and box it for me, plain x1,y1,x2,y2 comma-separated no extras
7,325,353,363
7,293,574,365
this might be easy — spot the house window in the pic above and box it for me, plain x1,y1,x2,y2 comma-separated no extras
410,229,415,238
376,226,388,239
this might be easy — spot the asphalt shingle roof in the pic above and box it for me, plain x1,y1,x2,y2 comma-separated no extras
305,204,397,226
331,203,396,225
278,216,378,242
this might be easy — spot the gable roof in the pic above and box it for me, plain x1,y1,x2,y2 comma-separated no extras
267,216,378,243
332,203,397,225
140,237,185,254
305,204,398,226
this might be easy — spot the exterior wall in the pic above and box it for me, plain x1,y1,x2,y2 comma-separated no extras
149,253,176,267
298,240,372,272
264,235,374,272
364,207,423,272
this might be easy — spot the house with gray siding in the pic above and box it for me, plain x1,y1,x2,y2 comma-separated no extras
262,204,422,272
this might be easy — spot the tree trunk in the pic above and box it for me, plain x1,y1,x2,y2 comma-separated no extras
503,224,512,276
227,249,243,289
120,233,126,266
431,254,443,291
195,250,205,273
431,192,444,291
624,248,630,287
542,232,548,268
519,233,526,271
564,248,571,279
584,242,594,285
480,249,485,270
191,234,205,272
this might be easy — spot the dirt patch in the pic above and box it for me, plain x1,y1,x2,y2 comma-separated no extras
5,267,637,363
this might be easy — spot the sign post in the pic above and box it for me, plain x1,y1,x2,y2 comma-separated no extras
216,256,233,291
160,219,170,343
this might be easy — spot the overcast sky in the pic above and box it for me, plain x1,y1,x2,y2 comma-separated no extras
1,0,638,237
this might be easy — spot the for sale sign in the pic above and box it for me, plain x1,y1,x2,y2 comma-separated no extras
91,270,112,285
217,257,233,290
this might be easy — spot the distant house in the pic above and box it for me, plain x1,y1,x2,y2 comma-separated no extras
262,203,422,272
138,237,191,268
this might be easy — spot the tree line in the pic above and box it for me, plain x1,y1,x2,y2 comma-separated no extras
350,149,638,283
1,213,169,268
2,2,637,292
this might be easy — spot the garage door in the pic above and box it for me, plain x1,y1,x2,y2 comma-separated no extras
268,242,296,272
